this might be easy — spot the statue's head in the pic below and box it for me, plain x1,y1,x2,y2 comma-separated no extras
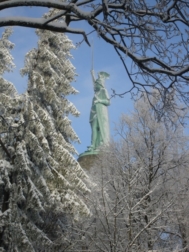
98,72,110,80
94,72,110,91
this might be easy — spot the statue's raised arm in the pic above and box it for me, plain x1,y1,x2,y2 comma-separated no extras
91,69,96,88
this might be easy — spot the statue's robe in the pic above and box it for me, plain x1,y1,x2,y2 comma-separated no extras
90,85,110,147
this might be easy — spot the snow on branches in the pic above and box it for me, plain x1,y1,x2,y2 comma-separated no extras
0,17,90,251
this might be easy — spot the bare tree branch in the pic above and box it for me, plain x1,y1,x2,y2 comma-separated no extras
1,0,189,114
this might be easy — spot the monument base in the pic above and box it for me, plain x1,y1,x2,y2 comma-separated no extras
78,152,98,170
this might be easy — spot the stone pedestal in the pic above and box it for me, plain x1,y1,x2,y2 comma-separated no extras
78,154,98,170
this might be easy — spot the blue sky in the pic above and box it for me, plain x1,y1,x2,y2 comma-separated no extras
0,6,134,155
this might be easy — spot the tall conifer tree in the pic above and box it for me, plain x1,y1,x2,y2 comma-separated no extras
0,12,90,251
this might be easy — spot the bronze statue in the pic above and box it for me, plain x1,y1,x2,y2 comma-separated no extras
88,70,110,152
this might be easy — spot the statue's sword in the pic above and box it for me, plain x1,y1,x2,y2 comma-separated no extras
91,38,94,71
91,38,96,89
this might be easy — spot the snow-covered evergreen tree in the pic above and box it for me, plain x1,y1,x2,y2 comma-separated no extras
0,13,90,251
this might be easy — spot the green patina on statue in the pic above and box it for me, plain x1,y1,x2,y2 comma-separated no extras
79,70,110,157
89,70,110,150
